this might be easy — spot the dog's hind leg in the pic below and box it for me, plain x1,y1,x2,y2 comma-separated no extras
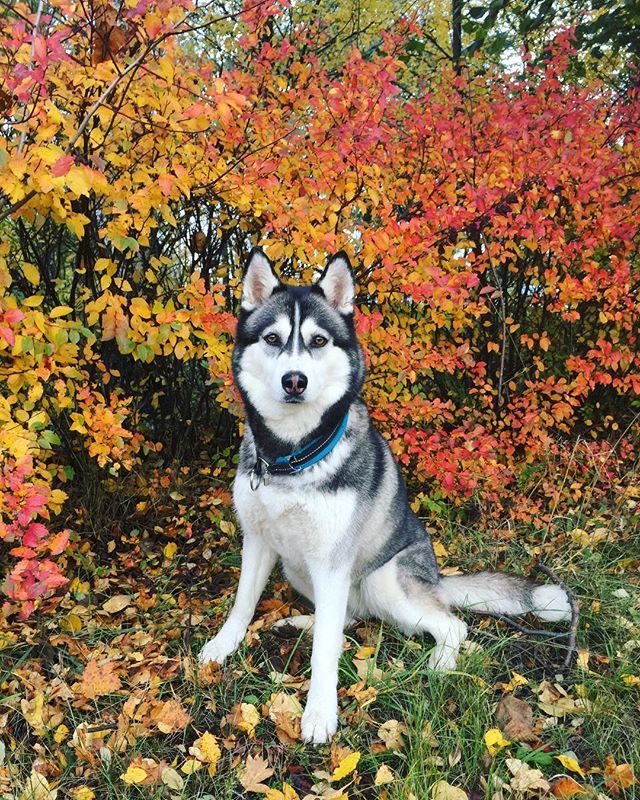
273,614,314,632
362,556,468,671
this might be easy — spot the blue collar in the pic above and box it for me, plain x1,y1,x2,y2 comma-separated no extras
250,412,349,490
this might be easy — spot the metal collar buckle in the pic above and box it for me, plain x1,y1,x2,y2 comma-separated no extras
250,457,270,491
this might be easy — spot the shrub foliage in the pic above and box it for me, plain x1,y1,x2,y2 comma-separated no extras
1,0,639,613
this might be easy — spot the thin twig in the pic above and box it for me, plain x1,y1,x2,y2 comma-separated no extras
480,231,508,408
471,610,567,639
533,560,579,670
468,560,579,671
17,0,45,155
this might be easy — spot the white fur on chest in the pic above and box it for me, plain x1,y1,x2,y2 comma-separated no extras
234,473,357,566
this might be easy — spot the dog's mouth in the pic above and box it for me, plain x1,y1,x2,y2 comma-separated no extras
283,395,305,404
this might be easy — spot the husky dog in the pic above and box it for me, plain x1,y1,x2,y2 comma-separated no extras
199,248,571,744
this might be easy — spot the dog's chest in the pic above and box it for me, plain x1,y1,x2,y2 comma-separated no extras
234,473,356,562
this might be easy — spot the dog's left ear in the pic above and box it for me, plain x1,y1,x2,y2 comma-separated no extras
317,252,355,314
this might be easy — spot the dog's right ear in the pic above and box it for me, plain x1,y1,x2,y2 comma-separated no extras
241,248,280,310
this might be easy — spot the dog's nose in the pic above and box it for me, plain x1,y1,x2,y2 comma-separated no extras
282,371,308,396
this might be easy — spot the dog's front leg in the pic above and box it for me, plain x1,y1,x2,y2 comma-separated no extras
301,566,350,744
199,532,277,665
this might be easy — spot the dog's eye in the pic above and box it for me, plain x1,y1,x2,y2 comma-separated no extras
311,335,328,348
263,333,281,346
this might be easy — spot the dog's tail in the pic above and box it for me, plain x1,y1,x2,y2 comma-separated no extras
437,572,571,622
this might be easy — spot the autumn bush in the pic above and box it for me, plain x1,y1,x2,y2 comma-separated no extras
1,0,639,615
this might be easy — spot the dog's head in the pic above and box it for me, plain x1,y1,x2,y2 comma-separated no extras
232,249,365,442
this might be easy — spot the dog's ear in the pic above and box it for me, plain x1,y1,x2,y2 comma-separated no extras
241,248,280,310
317,252,355,314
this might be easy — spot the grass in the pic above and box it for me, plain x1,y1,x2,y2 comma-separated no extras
0,464,639,799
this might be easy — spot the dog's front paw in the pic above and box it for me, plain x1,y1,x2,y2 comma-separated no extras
301,704,338,744
198,625,245,665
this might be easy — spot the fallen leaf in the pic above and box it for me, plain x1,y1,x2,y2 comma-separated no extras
432,779,468,800
484,728,511,756
496,672,529,693
239,753,274,792
537,681,585,717
267,692,302,744
378,719,408,751
495,695,535,741
331,751,360,781
374,764,394,785
229,702,260,737
552,776,587,798
150,698,190,734
555,754,585,778
190,731,221,776
70,788,95,800
353,657,383,684
21,691,46,734
102,595,130,614
163,542,178,560
181,758,202,774
604,755,636,796
80,660,122,699
161,767,184,790
121,765,148,785
265,785,300,800
19,771,57,800
506,758,550,793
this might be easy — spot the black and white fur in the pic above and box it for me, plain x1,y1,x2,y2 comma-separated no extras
199,249,571,744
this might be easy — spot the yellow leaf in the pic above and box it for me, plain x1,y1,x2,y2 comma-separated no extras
164,542,178,560
621,674,640,686
331,751,361,781
432,780,468,800
21,692,45,732
194,730,221,776
576,650,590,670
67,215,87,238
229,702,260,737
484,728,511,756
54,724,70,743
19,771,56,800
555,754,585,778
433,540,448,559
265,785,300,800
22,262,40,285
496,672,529,692
50,305,73,318
72,789,95,800
181,758,202,774
60,612,82,633
66,166,92,196
121,765,148,785
23,295,44,307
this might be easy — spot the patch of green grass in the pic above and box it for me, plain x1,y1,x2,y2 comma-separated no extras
2,496,639,800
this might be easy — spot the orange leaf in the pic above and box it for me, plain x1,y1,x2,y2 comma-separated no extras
80,660,122,699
